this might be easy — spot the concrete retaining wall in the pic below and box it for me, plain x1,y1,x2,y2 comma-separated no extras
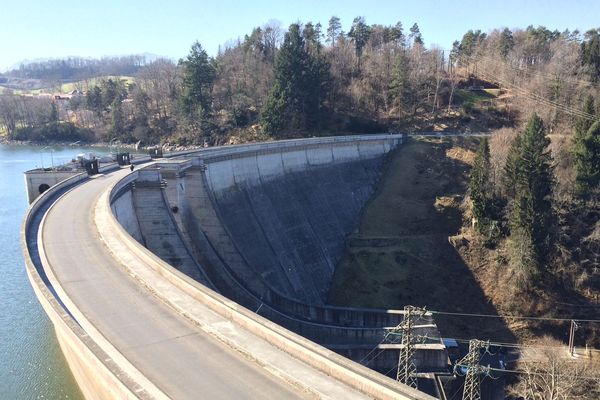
111,190,143,243
21,169,167,400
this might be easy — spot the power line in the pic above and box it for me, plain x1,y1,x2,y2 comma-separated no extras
454,53,597,121
468,55,596,120
360,332,600,360
474,64,594,120
457,363,600,382
496,56,600,91
359,332,391,365
430,309,600,323
474,53,597,119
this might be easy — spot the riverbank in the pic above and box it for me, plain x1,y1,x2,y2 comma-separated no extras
0,136,207,153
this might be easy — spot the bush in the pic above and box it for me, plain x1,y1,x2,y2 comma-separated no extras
10,122,95,143
462,100,474,115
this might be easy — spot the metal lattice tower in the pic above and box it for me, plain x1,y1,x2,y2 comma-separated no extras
455,339,490,400
395,305,425,389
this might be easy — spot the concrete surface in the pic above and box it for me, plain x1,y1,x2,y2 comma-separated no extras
24,135,437,400
40,168,313,400
99,168,433,400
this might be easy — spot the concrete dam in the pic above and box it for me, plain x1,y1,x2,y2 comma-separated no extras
111,136,447,370
23,135,446,400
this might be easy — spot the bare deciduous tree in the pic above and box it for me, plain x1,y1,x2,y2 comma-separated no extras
508,337,600,400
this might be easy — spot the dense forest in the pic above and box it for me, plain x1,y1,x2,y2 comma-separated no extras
1,19,598,147
3,54,152,81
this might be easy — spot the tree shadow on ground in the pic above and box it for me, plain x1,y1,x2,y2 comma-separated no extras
330,136,517,343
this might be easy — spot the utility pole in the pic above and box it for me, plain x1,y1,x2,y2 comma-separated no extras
568,320,578,357
455,339,489,400
395,305,426,389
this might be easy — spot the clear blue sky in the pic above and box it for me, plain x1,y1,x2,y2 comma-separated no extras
2,0,599,72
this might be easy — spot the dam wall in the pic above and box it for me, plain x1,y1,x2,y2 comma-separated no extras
158,136,415,329
22,170,167,400
102,158,435,400
201,137,398,306
108,135,448,368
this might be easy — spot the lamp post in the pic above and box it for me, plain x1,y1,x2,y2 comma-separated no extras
41,146,54,170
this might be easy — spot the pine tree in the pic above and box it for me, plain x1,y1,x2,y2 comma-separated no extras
574,120,600,199
261,23,330,137
582,29,600,82
348,17,370,67
502,134,523,199
262,24,309,136
86,86,103,116
470,137,492,233
409,23,423,46
102,79,120,109
179,41,217,119
49,101,59,123
509,114,555,278
326,16,342,47
389,52,411,118
110,98,124,139
574,95,596,146
498,28,514,58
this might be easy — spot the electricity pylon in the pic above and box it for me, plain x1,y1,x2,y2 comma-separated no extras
395,305,426,389
455,339,490,400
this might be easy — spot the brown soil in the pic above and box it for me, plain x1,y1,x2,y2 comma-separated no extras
329,136,516,342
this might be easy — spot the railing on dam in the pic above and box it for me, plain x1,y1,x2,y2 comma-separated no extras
21,169,164,399
164,133,404,160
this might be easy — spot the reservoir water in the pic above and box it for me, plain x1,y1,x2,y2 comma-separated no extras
0,143,119,400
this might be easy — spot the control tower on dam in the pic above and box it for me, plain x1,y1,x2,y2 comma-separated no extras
110,135,449,388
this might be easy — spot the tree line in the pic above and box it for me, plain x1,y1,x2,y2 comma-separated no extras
4,55,151,81
469,94,600,298
1,20,600,145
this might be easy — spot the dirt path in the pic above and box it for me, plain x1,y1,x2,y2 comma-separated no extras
329,137,516,342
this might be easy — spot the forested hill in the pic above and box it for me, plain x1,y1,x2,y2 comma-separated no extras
4,55,154,81
1,19,599,146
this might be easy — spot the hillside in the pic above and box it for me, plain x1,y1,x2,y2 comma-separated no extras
330,137,514,342
330,135,600,350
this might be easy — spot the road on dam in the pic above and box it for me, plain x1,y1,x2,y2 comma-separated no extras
40,167,307,399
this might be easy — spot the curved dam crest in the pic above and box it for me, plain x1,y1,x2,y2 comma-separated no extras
24,134,445,399
109,135,448,378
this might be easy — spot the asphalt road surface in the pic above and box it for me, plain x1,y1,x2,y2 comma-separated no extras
41,168,305,399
